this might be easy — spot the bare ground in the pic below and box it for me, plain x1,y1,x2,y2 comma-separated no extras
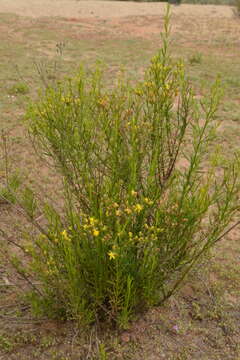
0,0,235,19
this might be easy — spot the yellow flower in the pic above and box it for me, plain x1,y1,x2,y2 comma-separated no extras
61,229,70,241
89,217,96,225
131,190,137,197
62,230,67,237
93,229,100,237
134,204,143,213
108,250,117,260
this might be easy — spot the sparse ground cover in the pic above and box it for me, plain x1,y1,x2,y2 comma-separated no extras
0,3,240,359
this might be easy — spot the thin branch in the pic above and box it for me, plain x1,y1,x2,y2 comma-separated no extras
0,229,26,253
160,218,240,304
213,219,240,245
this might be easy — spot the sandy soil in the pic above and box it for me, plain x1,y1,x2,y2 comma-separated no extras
0,0,235,19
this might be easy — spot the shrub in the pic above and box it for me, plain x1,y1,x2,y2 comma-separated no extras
188,52,202,65
3,8,240,329
8,82,29,95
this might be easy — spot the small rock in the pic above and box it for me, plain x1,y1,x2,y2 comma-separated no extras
121,332,131,343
